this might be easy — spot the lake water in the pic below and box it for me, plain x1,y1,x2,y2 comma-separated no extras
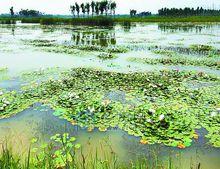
0,22,220,168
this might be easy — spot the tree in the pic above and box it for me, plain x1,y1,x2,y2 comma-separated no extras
81,3,86,17
110,1,116,16
91,1,95,16
70,5,76,17
95,2,100,15
75,2,80,17
102,0,109,15
85,3,90,16
19,9,42,17
130,9,137,17
10,7,14,17
99,1,105,15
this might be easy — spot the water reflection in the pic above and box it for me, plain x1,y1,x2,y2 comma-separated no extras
11,25,15,36
71,31,116,47
158,23,216,33
121,22,136,32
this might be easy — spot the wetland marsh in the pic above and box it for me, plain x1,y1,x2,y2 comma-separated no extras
0,22,220,168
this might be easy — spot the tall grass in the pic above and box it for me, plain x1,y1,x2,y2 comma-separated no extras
114,15,220,23
39,16,114,26
1,15,220,26
0,18,16,24
0,135,202,169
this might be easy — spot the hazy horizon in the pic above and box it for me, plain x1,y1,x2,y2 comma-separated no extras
0,0,220,15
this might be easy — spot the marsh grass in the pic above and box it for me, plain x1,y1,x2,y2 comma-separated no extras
0,18,16,24
0,135,203,169
1,15,220,26
39,16,114,26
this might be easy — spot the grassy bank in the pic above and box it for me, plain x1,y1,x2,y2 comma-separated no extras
0,16,220,25
114,15,220,23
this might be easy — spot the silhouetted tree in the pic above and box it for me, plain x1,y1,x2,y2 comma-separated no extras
91,1,95,16
158,7,220,16
99,1,106,15
71,1,118,17
85,3,90,16
102,0,109,15
10,7,14,17
75,2,80,17
70,5,76,17
110,1,116,16
81,3,86,17
19,9,42,17
130,9,137,17
95,2,100,15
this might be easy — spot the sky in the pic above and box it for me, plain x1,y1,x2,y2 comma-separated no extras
0,0,220,15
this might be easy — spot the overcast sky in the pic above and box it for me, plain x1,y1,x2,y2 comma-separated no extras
0,0,220,15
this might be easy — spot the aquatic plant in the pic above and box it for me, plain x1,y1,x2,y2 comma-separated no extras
128,56,220,69
149,45,220,56
24,39,128,54
97,52,117,60
0,133,202,169
40,16,114,26
0,67,8,73
190,44,214,52
10,68,217,147
0,67,219,147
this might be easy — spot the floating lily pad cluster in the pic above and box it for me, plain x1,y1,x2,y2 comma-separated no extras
24,39,128,55
149,44,220,56
0,89,34,118
128,56,220,69
129,44,220,69
11,68,218,147
97,52,117,60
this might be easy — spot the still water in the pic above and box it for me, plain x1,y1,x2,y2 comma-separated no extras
0,22,220,168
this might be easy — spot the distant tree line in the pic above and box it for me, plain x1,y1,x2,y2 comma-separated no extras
9,7,43,17
130,10,151,17
158,7,220,16
70,0,116,17
18,9,43,17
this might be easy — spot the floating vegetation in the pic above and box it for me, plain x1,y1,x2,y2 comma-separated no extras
24,39,128,54
26,39,56,47
0,89,35,118
190,44,214,52
149,45,220,56
20,67,62,82
97,52,117,60
0,67,8,73
2,68,219,147
128,56,220,69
